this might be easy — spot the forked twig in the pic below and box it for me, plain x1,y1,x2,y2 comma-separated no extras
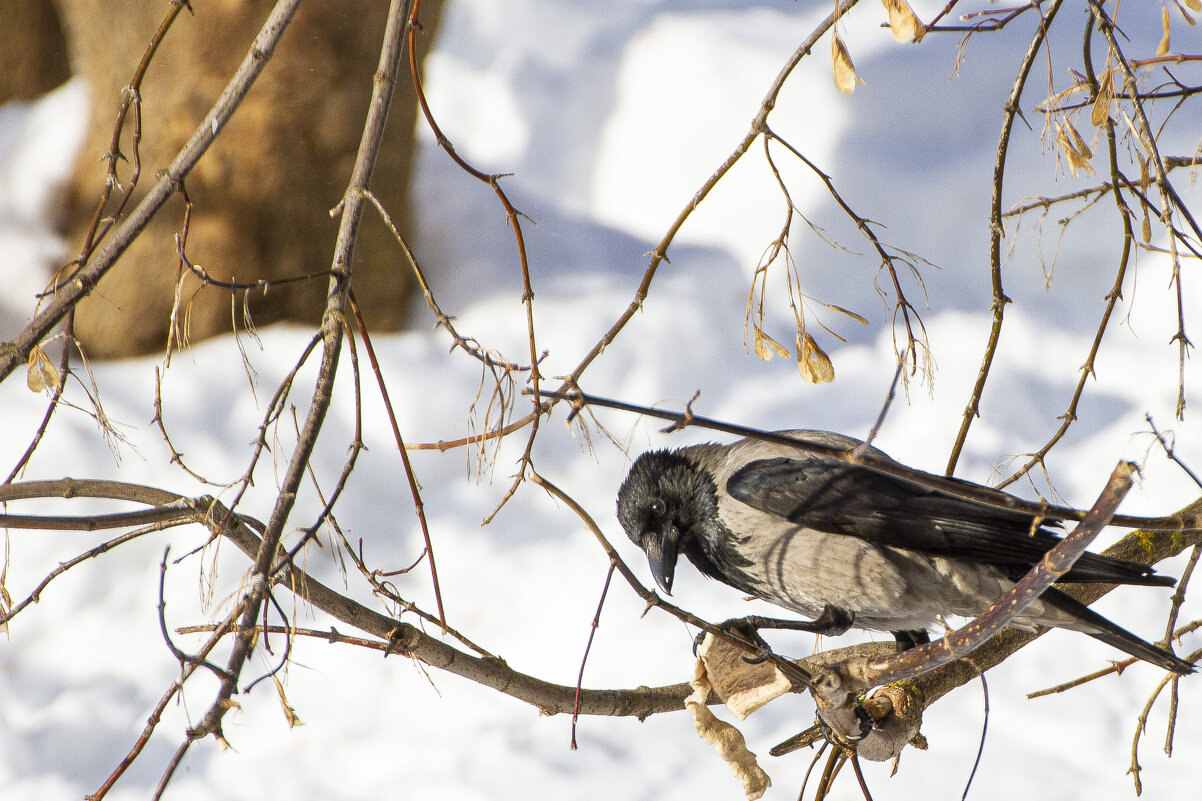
406,0,543,520
347,289,447,631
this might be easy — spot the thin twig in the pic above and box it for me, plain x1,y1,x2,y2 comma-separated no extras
0,520,185,627
4,330,71,482
946,0,1067,477
1089,1,1194,419
572,563,616,750
406,0,543,521
347,289,447,631
560,0,862,390
541,387,1200,531
995,12,1133,490
183,0,411,752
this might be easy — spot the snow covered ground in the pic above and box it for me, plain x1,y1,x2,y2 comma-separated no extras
1,2,1199,799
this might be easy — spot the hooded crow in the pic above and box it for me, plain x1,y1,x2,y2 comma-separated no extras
616,430,1193,673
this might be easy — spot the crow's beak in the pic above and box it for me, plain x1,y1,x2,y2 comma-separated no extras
643,521,680,595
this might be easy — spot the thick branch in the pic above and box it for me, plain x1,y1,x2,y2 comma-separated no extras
5,466,1199,729
909,496,1202,712
0,480,692,717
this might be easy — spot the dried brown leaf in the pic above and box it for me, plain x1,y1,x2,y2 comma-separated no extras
1118,106,1148,151
26,345,60,393
272,674,305,728
1057,122,1094,177
0,585,11,636
881,0,925,42
831,32,866,95
797,331,835,384
1090,71,1114,127
1067,121,1093,161
823,302,870,326
1158,5,1171,56
752,326,790,361
1137,153,1154,242
1185,0,1201,13
686,659,773,800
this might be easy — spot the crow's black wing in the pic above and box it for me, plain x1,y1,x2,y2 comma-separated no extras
726,456,1171,587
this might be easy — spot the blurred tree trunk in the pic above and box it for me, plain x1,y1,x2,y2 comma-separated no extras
3,0,443,358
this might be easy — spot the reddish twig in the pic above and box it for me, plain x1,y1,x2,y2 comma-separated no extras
571,563,616,749
347,289,447,631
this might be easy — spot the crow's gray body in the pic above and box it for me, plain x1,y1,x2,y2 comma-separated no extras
616,430,1193,673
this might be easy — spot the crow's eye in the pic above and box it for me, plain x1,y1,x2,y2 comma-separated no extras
649,498,666,517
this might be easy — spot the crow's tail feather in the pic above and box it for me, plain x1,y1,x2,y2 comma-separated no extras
1042,588,1193,674
1061,552,1177,587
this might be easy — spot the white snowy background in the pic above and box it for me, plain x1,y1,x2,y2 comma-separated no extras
1,2,1200,799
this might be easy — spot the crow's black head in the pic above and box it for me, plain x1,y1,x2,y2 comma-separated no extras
616,449,719,594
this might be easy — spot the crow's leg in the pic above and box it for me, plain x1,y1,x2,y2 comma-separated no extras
700,605,854,663
733,605,855,637
891,629,930,652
